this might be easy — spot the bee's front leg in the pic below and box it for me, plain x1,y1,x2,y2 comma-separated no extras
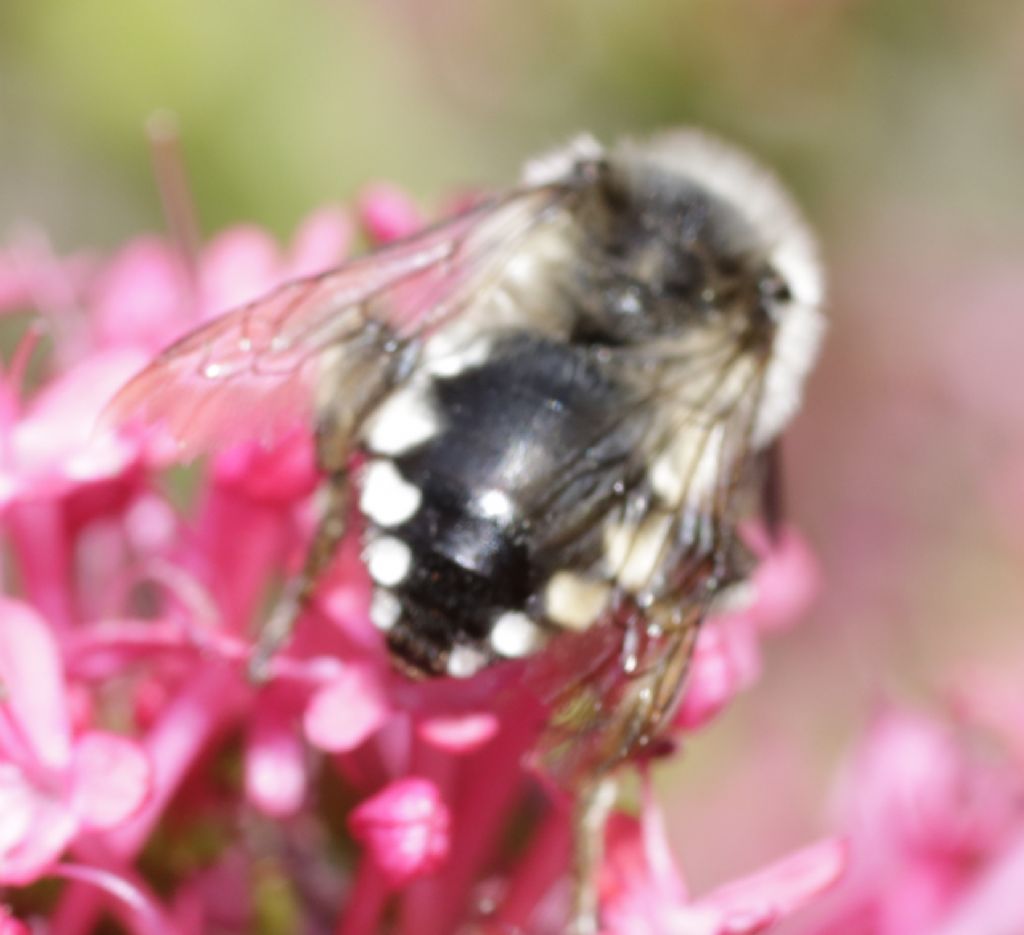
248,473,350,682
248,346,401,682
248,400,358,682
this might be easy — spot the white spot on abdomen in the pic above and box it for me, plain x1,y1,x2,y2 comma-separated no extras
489,611,543,657
360,460,422,527
423,330,493,378
364,383,440,455
370,589,402,631
364,536,412,587
543,572,610,631
447,645,487,678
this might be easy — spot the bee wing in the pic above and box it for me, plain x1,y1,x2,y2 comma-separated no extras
533,351,769,784
106,185,571,457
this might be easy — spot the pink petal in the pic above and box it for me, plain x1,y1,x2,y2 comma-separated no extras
304,666,390,753
0,763,76,885
877,862,959,935
744,526,821,633
0,251,33,313
697,837,847,931
602,813,649,898
348,777,450,886
210,431,317,502
70,731,152,830
418,712,500,753
199,226,281,317
91,237,188,352
0,766,34,858
838,709,1004,860
640,778,689,906
102,668,248,861
600,811,688,935
245,704,307,817
936,830,1024,935
357,184,423,244
675,623,761,732
0,598,71,770
12,350,146,488
123,493,179,554
53,862,175,935
0,473,17,511
286,206,353,277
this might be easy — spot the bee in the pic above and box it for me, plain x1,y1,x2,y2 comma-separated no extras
109,129,824,931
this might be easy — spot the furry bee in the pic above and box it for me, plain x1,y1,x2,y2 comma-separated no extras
110,129,823,928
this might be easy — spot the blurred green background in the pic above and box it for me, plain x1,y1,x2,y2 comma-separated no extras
3,0,1024,896
4,0,1021,244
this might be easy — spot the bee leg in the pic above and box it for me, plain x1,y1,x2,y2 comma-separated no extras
248,350,400,682
560,606,701,930
615,601,703,760
569,775,618,935
248,475,350,682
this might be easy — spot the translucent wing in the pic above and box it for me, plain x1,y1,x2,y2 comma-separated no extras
531,346,770,785
106,184,572,457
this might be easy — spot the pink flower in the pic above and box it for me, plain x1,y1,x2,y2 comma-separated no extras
838,710,1014,862
934,830,1024,935
1,349,146,499
0,598,151,884
357,184,423,244
741,524,821,633
304,663,392,754
348,777,451,887
599,781,846,935
90,237,190,354
0,236,92,322
417,711,501,752
91,207,352,357
806,706,1024,934
675,615,763,731
244,685,309,818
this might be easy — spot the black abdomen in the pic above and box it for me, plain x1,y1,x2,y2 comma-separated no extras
359,332,647,677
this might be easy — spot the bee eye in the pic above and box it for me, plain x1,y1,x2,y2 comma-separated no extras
760,270,792,304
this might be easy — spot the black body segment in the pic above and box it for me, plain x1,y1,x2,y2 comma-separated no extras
364,332,650,675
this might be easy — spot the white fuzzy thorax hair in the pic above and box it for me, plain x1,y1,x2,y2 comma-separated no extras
525,129,826,448
627,130,825,446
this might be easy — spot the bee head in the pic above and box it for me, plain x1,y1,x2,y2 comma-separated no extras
568,130,825,445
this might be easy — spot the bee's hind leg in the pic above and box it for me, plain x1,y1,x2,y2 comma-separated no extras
568,775,618,935
564,600,704,930
248,473,350,682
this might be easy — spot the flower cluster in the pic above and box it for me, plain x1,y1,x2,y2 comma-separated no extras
4,186,1015,934
809,686,1024,934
